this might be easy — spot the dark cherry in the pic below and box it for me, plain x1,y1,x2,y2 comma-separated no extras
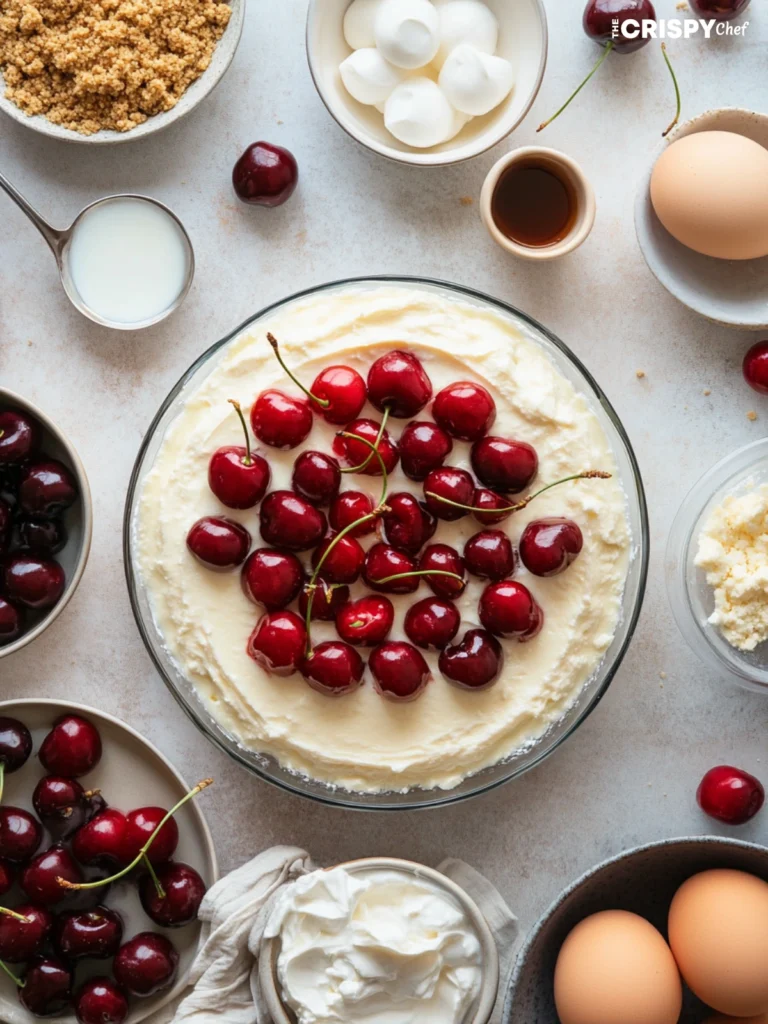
247,611,307,676
382,492,436,555
186,516,251,570
0,716,33,774
250,390,312,450
423,467,475,521
0,598,22,645
432,381,496,441
55,906,123,960
584,0,656,52
743,340,768,394
33,776,87,839
312,534,366,584
697,765,765,825
72,808,128,867
0,806,43,862
418,544,466,599
208,448,270,510
520,518,583,576
139,861,206,927
122,807,178,866
4,555,65,610
333,418,399,476
311,366,367,425
75,978,129,1024
18,517,67,555
689,0,750,18
0,498,11,552
363,544,418,594
398,421,453,481
292,451,341,506
464,530,515,581
329,490,377,537
471,437,538,493
232,141,298,207
471,488,512,525
259,491,327,551
0,903,52,962
21,956,73,1017
439,629,504,690
242,548,304,611
22,844,83,905
113,932,179,997
0,859,13,895
40,714,102,778
300,641,365,696
298,580,350,621
19,460,78,518
479,581,543,641
404,598,461,650
370,642,430,702
335,595,395,647
0,409,40,464
367,350,432,418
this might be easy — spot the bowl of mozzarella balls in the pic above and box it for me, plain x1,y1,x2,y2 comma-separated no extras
306,0,548,166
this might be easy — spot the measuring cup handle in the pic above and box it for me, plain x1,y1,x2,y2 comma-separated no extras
0,170,65,259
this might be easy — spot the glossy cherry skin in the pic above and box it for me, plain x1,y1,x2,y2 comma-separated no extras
439,629,504,690
0,716,33,774
0,903,52,962
382,492,436,555
208,446,270,510
399,421,453,481
471,437,538,493
0,498,11,552
242,548,304,611
232,141,298,207
22,844,83,905
0,409,40,464
186,516,251,570
259,491,327,552
743,340,768,394
471,488,512,526
584,0,656,52
300,642,365,697
479,581,543,641
75,978,129,1024
367,350,432,418
311,366,367,424
432,381,496,441
336,595,395,647
298,580,350,621
363,544,418,594
697,765,765,825
122,807,179,866
404,598,461,651
689,0,750,17
0,806,43,862
312,534,366,584
114,932,179,997
520,518,583,577
40,714,102,778
0,859,13,896
418,544,466,600
55,906,123,960
423,467,475,522
370,641,430,702
464,530,516,581
21,956,73,1017
140,862,206,927
33,776,87,839
333,418,399,476
250,390,312,450
19,460,78,518
18,517,67,555
72,808,128,867
292,451,341,506
4,555,65,610
247,611,306,676
329,490,377,537
0,598,22,645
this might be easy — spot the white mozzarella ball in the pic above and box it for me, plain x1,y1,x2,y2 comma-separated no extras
340,48,405,105
438,43,514,115
343,0,382,49
374,0,440,70
435,0,498,68
384,77,461,148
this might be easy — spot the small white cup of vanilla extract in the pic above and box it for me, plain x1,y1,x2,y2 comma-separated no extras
480,147,595,261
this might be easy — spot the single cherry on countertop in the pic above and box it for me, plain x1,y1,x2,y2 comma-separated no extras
0,715,33,777
432,381,496,441
697,765,765,825
140,862,206,928
584,0,656,51
21,843,83,905
367,351,433,418
520,518,583,577
20,956,73,1017
423,467,476,521
186,516,251,570
336,595,395,647
464,530,516,582
743,341,768,395
242,548,304,611
232,141,298,207
300,641,365,696
312,534,366,585
363,544,419,594
298,580,350,621
333,418,399,476
40,714,102,778
4,555,65,610
72,808,128,867
399,420,453,481
0,598,22,646
75,978,129,1024
404,598,461,651
418,544,466,599
479,581,543,641
18,517,67,556
19,460,78,518
471,437,538,494
33,776,89,839
439,629,504,691
329,490,377,537
55,906,123,960
114,932,180,997
247,611,307,676
292,451,341,506
250,390,312,450
382,492,436,555
0,903,52,962
0,806,43,862
370,642,430,702
0,409,40,464
208,400,271,510
122,807,179,866
259,491,327,552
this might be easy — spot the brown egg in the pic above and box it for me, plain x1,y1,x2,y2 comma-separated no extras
669,869,768,1017
554,910,682,1024
650,131,768,260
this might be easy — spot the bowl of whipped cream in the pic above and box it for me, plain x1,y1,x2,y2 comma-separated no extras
306,0,548,166
259,858,499,1024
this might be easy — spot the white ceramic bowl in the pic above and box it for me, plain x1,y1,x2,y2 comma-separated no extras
306,0,548,166
0,389,92,659
0,0,244,145
635,107,768,330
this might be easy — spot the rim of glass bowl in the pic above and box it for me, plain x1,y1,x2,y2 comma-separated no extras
123,276,649,811
666,436,768,694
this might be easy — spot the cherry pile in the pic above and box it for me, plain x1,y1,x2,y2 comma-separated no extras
0,407,80,647
187,341,609,702
0,714,210,1021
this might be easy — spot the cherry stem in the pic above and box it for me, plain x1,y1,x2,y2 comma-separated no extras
0,907,31,923
0,959,23,988
426,471,612,516
228,400,252,466
661,43,681,137
143,854,166,900
266,333,329,409
537,40,614,132
56,779,213,892
340,407,391,475
372,569,465,587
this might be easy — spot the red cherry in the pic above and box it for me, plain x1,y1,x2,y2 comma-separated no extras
3,555,65,610
140,862,206,927
439,629,503,690
464,530,515,581
21,956,73,1017
250,390,312,450
697,765,765,825
72,808,128,866
336,595,394,646
18,517,66,555
423,467,475,521
432,381,496,441
382,492,436,555
370,641,430,702
367,350,432,418
584,0,656,51
0,859,13,896
0,598,22,645
40,714,102,778
19,460,78,518
122,807,178,866
0,716,32,773
404,598,461,650
247,611,307,675
0,807,43,862
329,490,377,537
54,906,123,960
33,776,88,839
520,518,583,576
333,418,399,476
363,544,418,594
259,491,327,551
186,516,251,570
75,977,129,1024
471,488,512,525
300,642,365,696
22,844,83,905
114,932,179,997
312,534,366,584
479,581,543,640
0,409,40,464
208,448,270,510
292,451,341,506
0,498,11,552
418,544,466,599
311,366,367,424
232,141,298,207
471,437,538,493
0,904,52,962
298,580,350,621
242,548,304,610
743,341,768,394
399,421,453,481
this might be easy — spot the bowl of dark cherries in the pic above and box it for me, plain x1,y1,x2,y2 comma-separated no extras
0,390,93,658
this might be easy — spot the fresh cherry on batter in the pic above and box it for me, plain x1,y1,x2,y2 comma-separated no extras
140,862,207,928
75,978,129,1024
312,534,366,584
21,844,83,905
697,765,765,825
4,555,65,610
0,806,43,862
418,544,466,599
439,629,504,690
298,580,350,621
363,544,419,594
54,906,123,960
250,389,312,450
208,400,270,509
404,598,461,650
259,491,327,551
186,516,251,570
39,714,102,778
300,641,365,696
471,437,538,493
464,530,516,581
382,492,436,555
520,518,583,576
113,932,179,997
242,548,304,611
0,409,40,464
370,642,430,702
333,419,399,476
266,333,367,424
479,581,543,641
335,595,395,647
398,421,453,480
432,381,496,441
470,489,512,525
367,351,432,418
0,904,52,962
292,451,341,506
247,611,307,675
329,491,377,537
423,467,475,521
0,599,22,646
72,808,128,867
20,956,73,1016
122,807,179,866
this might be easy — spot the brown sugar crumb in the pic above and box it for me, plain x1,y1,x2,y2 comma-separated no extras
747,410,758,421
0,0,232,135
703,388,711,396
459,196,474,207
635,369,646,379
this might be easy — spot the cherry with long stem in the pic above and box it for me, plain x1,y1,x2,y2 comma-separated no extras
340,408,391,475
266,333,330,410
427,471,612,517
537,41,614,132
0,959,22,988
228,400,253,466
371,570,465,588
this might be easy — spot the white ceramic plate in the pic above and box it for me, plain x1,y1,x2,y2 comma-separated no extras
0,699,218,1024
635,107,768,330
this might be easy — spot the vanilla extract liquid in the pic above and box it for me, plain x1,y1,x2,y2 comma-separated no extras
491,162,576,247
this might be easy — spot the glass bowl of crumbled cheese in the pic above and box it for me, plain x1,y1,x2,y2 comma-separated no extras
667,436,768,694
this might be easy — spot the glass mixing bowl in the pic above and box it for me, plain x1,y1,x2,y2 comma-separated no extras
124,277,649,810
